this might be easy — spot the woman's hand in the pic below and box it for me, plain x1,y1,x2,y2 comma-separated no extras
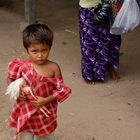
30,96,47,108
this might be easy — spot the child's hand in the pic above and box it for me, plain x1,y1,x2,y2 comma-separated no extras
18,91,27,100
30,95,55,108
31,96,52,117
30,96,48,108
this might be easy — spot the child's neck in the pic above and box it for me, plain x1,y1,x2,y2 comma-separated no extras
32,60,54,78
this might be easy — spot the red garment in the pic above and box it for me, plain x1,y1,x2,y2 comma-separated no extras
7,59,71,140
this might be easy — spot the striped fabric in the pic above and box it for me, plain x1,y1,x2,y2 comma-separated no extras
7,59,71,140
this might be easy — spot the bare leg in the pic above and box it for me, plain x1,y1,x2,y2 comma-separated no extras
108,67,120,82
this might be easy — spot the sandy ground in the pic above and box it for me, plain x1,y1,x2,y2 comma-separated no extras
0,0,140,140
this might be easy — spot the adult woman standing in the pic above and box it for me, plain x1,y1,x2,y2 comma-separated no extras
79,0,121,83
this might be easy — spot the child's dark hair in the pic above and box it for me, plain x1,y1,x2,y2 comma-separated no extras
23,23,53,50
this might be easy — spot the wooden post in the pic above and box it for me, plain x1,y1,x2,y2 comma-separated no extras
0,0,10,6
24,0,36,24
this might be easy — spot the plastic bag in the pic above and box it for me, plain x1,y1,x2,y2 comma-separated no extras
110,0,140,35
136,0,140,8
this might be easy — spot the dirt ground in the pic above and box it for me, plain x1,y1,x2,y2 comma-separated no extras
0,0,140,140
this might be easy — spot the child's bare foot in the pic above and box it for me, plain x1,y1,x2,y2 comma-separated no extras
108,68,120,82
84,79,95,84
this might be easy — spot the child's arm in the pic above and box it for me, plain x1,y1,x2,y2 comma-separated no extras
31,95,55,108
53,63,62,78
7,77,15,85
51,63,71,103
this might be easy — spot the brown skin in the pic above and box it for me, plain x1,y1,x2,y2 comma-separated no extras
7,78,15,85
7,43,62,108
108,67,120,82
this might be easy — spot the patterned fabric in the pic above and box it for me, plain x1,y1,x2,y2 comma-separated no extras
7,59,71,140
95,0,111,22
79,6,121,81
110,0,124,25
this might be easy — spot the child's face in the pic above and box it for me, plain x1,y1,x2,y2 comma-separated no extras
27,44,50,65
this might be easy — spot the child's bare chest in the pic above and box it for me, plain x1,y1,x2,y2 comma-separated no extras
33,65,55,78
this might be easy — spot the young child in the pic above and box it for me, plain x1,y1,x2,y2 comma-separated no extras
7,23,71,140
